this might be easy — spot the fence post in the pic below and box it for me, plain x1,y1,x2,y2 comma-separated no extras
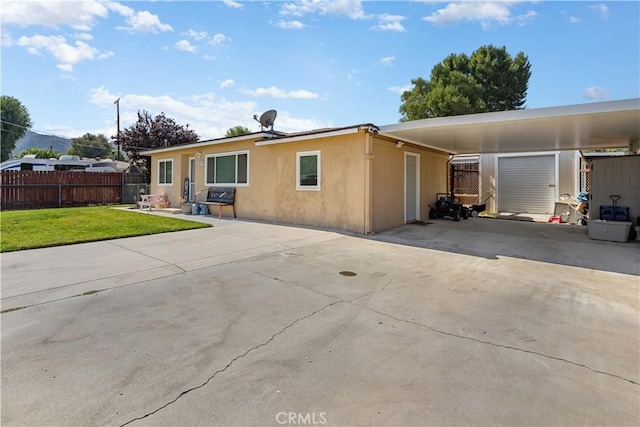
58,184,62,207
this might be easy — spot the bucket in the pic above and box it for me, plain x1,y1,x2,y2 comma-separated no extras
635,226,640,242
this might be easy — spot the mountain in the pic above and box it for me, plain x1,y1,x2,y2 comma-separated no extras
12,130,72,156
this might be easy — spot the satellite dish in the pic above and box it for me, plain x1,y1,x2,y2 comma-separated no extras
257,110,277,131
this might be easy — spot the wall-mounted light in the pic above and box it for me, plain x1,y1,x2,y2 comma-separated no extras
195,151,202,159
396,141,404,148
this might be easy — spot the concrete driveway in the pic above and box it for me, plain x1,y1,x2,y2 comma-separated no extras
1,215,638,426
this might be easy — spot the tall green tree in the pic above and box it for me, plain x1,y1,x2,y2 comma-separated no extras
16,147,62,159
1,96,32,161
225,125,252,137
399,45,531,121
68,133,114,159
117,110,199,161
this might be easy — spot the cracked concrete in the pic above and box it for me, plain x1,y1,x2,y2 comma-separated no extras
1,216,639,426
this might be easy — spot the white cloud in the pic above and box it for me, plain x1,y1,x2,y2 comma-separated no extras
73,33,94,41
203,55,216,61
569,16,580,24
88,86,328,139
104,2,135,17
423,2,537,29
223,0,243,8
280,0,365,20
241,86,320,99
589,4,609,18
117,10,173,33
388,85,412,95
183,29,208,40
220,79,235,89
515,10,538,26
372,14,407,32
209,33,230,46
175,40,197,53
2,0,108,31
276,20,307,29
16,34,113,72
378,56,395,67
583,86,610,101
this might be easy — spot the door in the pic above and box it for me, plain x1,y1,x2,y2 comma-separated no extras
404,153,420,223
497,155,556,214
188,158,196,202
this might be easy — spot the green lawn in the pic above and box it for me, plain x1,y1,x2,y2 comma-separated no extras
0,206,211,252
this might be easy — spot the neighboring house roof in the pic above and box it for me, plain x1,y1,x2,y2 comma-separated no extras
379,98,640,155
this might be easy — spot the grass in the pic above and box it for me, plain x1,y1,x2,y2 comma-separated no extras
0,206,211,252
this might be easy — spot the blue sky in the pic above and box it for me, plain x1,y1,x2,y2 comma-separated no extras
2,0,639,141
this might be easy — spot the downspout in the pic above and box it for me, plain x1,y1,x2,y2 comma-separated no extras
364,130,375,234
446,155,454,195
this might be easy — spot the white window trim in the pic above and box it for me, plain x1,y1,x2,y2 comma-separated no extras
296,150,321,191
204,150,250,187
158,158,173,186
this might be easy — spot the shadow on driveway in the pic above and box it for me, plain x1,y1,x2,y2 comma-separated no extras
369,218,639,276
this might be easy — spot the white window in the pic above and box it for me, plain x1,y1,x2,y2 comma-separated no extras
158,159,173,185
297,151,321,191
205,151,249,186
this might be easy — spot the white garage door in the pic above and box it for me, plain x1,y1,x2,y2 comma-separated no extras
498,155,556,214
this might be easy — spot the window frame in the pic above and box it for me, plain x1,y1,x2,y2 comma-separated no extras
157,158,173,186
204,150,250,187
296,150,321,191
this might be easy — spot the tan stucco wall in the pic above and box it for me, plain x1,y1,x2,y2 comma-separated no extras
371,138,449,232
148,131,448,233
480,151,580,213
148,132,367,233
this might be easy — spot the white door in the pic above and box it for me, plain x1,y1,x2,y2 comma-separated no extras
405,153,420,223
497,155,555,214
189,158,196,202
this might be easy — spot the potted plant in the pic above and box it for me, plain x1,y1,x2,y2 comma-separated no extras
180,197,193,214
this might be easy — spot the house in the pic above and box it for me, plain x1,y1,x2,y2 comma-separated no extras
141,124,449,234
143,99,639,232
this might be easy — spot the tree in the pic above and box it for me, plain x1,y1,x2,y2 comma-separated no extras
117,110,199,161
16,147,62,159
68,133,114,159
1,96,32,161
225,125,252,137
399,45,531,121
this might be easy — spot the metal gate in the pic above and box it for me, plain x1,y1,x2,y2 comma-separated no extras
497,155,555,214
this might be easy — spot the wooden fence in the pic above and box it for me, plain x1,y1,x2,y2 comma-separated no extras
452,163,479,205
1,171,123,210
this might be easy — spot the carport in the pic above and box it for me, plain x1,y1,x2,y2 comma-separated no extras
379,98,640,220
379,99,639,155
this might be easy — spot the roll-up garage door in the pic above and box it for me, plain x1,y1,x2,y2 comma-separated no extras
497,155,555,214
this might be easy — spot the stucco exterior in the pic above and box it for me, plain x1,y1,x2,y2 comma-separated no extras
145,128,450,234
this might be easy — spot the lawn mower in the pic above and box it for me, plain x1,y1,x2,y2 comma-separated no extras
467,191,494,217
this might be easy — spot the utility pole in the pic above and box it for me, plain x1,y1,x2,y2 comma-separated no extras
114,98,121,160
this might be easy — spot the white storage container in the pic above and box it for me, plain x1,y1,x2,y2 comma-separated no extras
587,220,632,243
